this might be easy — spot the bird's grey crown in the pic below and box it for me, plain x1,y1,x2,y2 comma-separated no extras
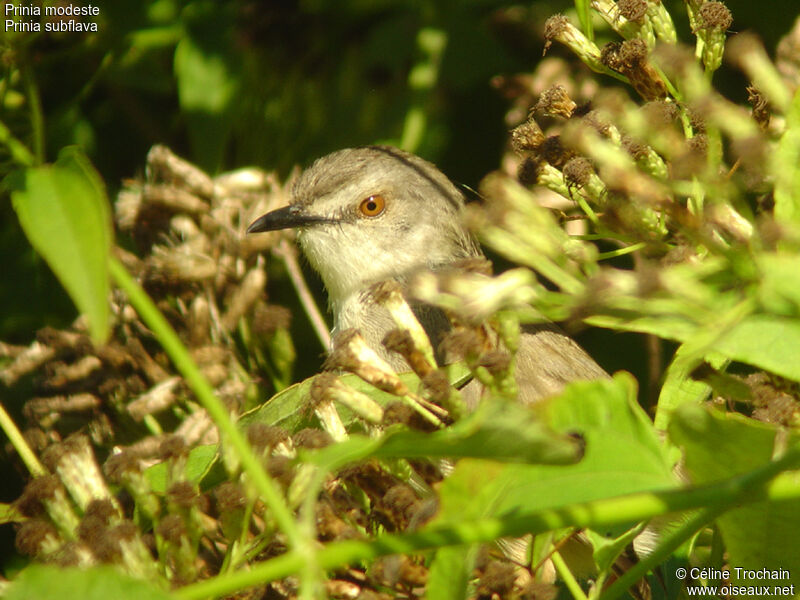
291,145,465,213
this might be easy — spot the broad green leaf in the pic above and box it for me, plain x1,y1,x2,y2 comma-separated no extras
435,374,677,526
5,565,170,600
145,444,219,493
238,362,472,434
426,545,477,600
6,147,111,342
712,315,800,382
757,253,800,316
308,399,581,471
669,404,800,591
773,89,800,224
654,347,727,430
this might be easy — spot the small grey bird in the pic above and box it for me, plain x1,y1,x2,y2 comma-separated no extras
248,145,605,404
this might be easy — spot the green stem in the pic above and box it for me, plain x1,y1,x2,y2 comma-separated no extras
574,0,593,41
174,448,800,600
597,242,646,261
600,508,715,600
0,402,45,476
108,257,304,550
553,549,589,600
20,63,45,165
0,119,36,166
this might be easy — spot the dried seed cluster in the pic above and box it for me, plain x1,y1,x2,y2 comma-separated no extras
2,146,296,461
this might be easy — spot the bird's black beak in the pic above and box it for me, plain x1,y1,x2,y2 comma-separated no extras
247,204,331,233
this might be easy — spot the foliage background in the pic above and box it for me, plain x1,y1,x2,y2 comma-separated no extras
0,0,796,578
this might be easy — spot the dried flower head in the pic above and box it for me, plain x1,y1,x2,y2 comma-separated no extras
535,85,577,119
543,15,605,73
325,329,408,396
511,119,545,154
617,0,647,23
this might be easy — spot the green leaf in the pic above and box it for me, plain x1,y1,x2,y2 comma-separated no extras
585,522,644,573
712,315,800,381
654,347,727,430
773,89,800,224
757,253,800,316
238,362,472,433
426,545,477,600
145,444,219,493
584,314,697,342
669,404,800,590
308,399,581,472
5,565,171,600
5,147,111,343
435,374,677,526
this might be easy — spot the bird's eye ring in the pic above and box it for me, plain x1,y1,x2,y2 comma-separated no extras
358,195,386,217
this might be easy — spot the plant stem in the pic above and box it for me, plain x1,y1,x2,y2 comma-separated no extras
597,242,647,260
108,257,304,549
273,239,330,351
20,63,45,165
0,119,36,167
0,402,45,477
574,0,594,41
553,549,589,600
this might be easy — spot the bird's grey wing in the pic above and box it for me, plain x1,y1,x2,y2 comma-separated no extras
514,323,608,405
458,323,607,408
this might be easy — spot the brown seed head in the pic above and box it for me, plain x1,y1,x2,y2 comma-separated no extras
619,39,649,69
746,85,770,130
543,15,571,53
618,0,648,22
156,513,186,544
247,423,290,452
167,481,197,508
478,351,512,376
511,119,545,154
103,451,142,484
517,156,546,186
539,135,576,169
293,428,333,450
697,1,732,31
15,520,60,556
421,370,452,403
309,372,340,408
85,498,118,523
601,42,623,71
215,481,247,513
562,157,595,187
266,455,294,486
478,561,517,597
158,435,188,461
536,84,577,119
16,475,61,517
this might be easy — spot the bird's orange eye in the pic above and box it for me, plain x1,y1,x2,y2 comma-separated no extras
358,195,386,217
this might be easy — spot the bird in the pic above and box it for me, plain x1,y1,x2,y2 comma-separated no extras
247,145,606,405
